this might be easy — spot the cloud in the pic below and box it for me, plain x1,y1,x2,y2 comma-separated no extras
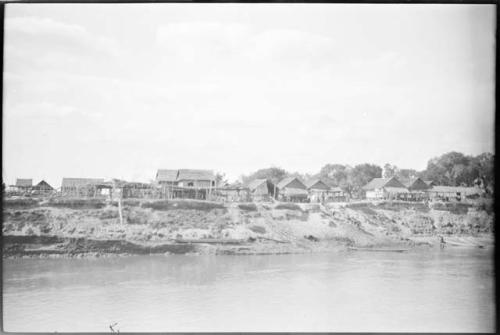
5,16,121,74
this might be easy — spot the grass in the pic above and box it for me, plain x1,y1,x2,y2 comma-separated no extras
141,199,225,211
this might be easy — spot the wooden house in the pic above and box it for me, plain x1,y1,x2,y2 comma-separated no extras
404,177,431,201
15,178,33,191
32,180,54,195
156,169,179,186
177,169,216,188
155,168,216,200
276,177,309,202
304,178,330,203
362,177,409,200
247,179,275,202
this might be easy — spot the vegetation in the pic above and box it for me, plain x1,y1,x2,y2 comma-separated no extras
238,203,258,211
4,198,40,208
46,198,107,209
141,199,225,211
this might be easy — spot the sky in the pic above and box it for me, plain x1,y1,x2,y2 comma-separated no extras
2,3,496,187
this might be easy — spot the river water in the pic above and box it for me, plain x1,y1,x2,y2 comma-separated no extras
2,248,495,332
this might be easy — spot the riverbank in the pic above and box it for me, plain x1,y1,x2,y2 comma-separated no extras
2,198,494,258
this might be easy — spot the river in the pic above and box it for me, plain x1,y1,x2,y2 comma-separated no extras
2,248,495,332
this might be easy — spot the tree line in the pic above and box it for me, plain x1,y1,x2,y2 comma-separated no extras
238,151,494,197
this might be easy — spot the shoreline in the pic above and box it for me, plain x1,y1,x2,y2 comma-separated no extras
2,233,492,259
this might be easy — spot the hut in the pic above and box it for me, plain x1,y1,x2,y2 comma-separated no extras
404,177,431,201
362,177,409,200
247,179,275,202
277,177,309,203
32,180,54,195
305,178,330,203
61,178,105,197
155,169,216,200
15,178,33,191
329,186,347,202
156,169,179,186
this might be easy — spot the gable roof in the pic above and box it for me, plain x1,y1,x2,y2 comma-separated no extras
405,177,430,191
304,178,330,190
247,179,267,191
362,177,406,190
156,169,178,182
424,180,435,186
277,177,306,190
16,179,32,187
177,169,215,181
61,178,104,188
34,180,54,190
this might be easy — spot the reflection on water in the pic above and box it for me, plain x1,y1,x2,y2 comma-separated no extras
3,248,495,332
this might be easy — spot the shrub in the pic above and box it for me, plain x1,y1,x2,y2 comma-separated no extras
275,203,302,211
238,203,258,211
248,225,266,234
4,198,40,208
46,198,106,209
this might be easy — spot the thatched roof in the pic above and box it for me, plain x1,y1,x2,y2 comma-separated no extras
157,169,215,182
177,169,215,181
156,169,178,182
61,178,104,188
16,179,32,187
405,177,430,191
362,177,406,190
277,177,306,190
304,178,330,190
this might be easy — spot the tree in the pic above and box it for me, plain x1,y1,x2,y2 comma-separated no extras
383,163,397,178
240,167,289,185
215,172,228,187
348,163,383,197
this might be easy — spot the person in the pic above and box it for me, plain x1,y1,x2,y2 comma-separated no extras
439,235,446,249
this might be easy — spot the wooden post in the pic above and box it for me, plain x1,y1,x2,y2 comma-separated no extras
118,197,124,225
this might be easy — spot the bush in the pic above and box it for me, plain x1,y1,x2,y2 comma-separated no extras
275,203,302,211
248,225,266,234
4,198,40,208
46,198,106,209
141,199,225,211
238,203,258,211
431,202,472,215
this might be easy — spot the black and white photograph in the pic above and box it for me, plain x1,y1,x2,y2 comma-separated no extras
1,2,496,333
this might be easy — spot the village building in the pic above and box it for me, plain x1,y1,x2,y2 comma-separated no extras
427,186,483,202
276,177,309,203
61,178,105,197
247,179,275,202
15,178,33,192
329,186,347,202
404,177,431,201
32,180,54,195
424,180,435,187
155,169,217,200
304,178,330,203
362,177,409,200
